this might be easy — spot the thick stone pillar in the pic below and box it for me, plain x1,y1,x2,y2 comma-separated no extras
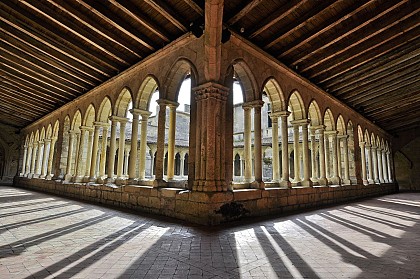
341,135,351,185
154,100,168,185
359,141,368,184
116,118,128,180
74,127,88,182
167,104,178,180
99,125,109,180
243,105,253,183
128,109,140,180
328,131,340,185
89,123,101,181
65,131,76,181
279,111,291,187
317,126,328,186
382,149,388,183
21,144,28,176
193,82,229,191
291,123,301,185
35,140,44,177
46,137,57,180
366,143,374,184
252,101,264,188
40,139,50,178
107,117,118,182
270,114,280,182
377,147,384,183
371,146,379,183
310,128,317,183
139,112,151,180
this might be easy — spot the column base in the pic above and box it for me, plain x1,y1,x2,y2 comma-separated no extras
291,180,302,187
105,177,115,184
368,179,375,184
317,178,328,186
153,179,167,188
251,181,264,189
342,179,352,185
64,174,73,182
46,174,53,180
279,179,291,188
115,177,127,186
72,175,85,183
301,179,313,187
32,174,41,178
329,176,341,186
39,174,47,179
127,178,139,185
374,179,380,184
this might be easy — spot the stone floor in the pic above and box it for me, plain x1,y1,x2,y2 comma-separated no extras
0,186,419,279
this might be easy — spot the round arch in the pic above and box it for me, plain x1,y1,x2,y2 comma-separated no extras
98,97,112,122
288,91,306,120
323,109,335,131
164,58,199,102
262,77,286,112
114,87,133,117
83,104,96,126
136,75,159,110
308,100,322,126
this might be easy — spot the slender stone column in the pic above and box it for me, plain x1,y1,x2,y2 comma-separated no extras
337,138,342,180
270,114,280,182
243,105,253,183
167,104,178,180
107,117,118,181
377,147,384,183
324,135,330,179
124,148,129,176
99,125,109,179
301,121,312,186
310,128,317,182
89,123,101,181
21,145,28,176
35,140,44,177
46,137,57,180
116,118,128,180
139,112,151,180
84,128,94,180
40,139,50,178
292,123,301,184
279,111,291,187
154,100,168,185
252,101,264,188
328,131,340,185
359,141,368,184
74,127,88,182
341,135,351,184
128,109,140,180
65,131,76,181
30,142,38,176
180,152,185,177
26,143,33,176
317,126,327,185
366,143,374,184
382,149,388,183
371,146,379,183
150,149,155,177
386,151,392,182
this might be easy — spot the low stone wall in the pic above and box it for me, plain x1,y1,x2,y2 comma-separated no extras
14,176,398,225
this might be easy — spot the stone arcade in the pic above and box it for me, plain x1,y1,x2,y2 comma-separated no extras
8,1,404,225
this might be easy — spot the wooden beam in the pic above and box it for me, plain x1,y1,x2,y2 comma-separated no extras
45,0,149,56
322,40,420,89
367,94,420,115
300,7,420,76
144,0,188,32
288,0,409,67
278,0,375,59
108,0,171,42
227,0,263,26
0,88,53,112
249,0,306,38
334,60,420,98
0,103,36,122
265,0,338,49
0,80,57,107
182,0,203,16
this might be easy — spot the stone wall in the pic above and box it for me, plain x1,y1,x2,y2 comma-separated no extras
0,124,20,184
394,136,420,191
15,177,397,225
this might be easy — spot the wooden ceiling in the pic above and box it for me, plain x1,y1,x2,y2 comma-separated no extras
1,0,418,135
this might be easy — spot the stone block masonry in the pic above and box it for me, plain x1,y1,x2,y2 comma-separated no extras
14,177,397,225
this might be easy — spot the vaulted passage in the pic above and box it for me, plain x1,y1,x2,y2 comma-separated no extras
2,1,417,225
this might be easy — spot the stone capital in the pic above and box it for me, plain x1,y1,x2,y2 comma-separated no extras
157,99,179,107
93,121,110,128
324,130,338,136
79,126,94,132
193,82,229,101
242,100,264,109
338,134,349,140
130,108,151,117
290,119,310,126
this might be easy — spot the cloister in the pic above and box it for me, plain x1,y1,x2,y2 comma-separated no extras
13,29,396,224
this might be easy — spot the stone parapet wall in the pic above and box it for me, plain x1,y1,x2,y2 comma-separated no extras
14,177,398,225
